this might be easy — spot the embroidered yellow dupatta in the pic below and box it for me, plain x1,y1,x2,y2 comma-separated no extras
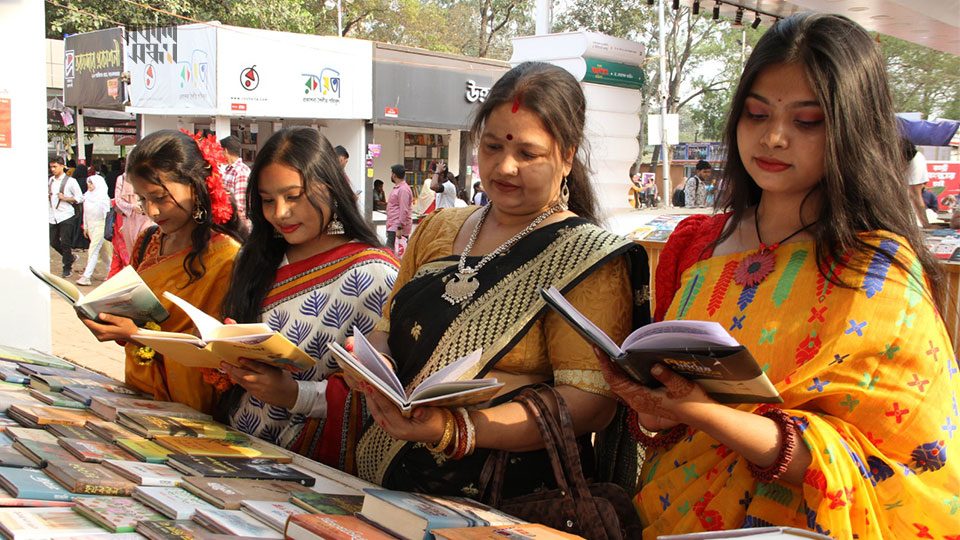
639,233,960,539
124,232,240,414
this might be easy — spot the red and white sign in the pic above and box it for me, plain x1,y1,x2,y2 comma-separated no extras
384,106,399,118
231,103,247,111
927,161,960,208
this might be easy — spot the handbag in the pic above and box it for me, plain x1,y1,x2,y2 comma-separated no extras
103,206,116,242
479,386,642,540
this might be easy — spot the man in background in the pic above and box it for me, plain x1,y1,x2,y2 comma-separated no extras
684,160,712,208
48,157,83,277
386,164,413,254
219,136,251,230
431,162,457,209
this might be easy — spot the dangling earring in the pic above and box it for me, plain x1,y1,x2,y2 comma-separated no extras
326,203,345,235
192,203,207,223
558,177,570,211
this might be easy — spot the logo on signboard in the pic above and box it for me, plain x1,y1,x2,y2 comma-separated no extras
240,66,259,91
384,107,399,118
231,103,247,111
178,50,209,90
302,68,341,103
143,64,157,90
465,80,490,103
64,50,75,82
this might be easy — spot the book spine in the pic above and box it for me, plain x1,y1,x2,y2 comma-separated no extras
75,483,132,496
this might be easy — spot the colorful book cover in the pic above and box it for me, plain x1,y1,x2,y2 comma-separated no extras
239,500,305,532
103,459,182,487
26,389,86,409
432,524,582,539
166,455,316,486
117,412,248,441
0,367,29,385
74,496,165,533
290,491,364,515
6,404,98,426
4,426,58,444
153,436,291,462
11,439,80,468
44,461,136,495
63,385,141,406
182,477,312,509
0,447,37,469
58,437,136,462
0,468,73,501
85,419,139,442
0,344,75,369
136,519,215,539
117,437,173,463
193,508,283,538
28,374,117,393
133,486,217,520
0,507,105,539
361,489,524,540
90,395,211,422
285,514,396,540
0,484,74,508
45,423,101,441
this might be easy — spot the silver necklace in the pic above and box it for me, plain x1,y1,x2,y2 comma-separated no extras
442,203,565,305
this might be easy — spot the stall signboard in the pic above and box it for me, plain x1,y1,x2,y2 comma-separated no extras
583,58,644,90
927,161,960,208
217,26,372,119
125,25,217,113
64,28,125,110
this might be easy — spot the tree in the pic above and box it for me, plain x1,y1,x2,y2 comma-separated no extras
880,36,960,120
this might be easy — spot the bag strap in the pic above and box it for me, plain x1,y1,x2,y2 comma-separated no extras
135,225,160,268
520,387,595,500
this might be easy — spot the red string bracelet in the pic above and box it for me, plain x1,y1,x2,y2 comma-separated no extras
747,407,799,483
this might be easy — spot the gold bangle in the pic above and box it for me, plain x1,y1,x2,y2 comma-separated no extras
425,408,455,454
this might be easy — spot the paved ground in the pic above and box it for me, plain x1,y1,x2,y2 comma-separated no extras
48,204,711,382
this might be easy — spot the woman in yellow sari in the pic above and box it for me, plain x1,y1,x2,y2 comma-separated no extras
598,14,960,539
81,130,246,415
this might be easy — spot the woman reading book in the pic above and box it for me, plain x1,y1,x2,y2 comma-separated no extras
80,130,246,415
220,127,398,469
596,13,960,537
351,62,648,496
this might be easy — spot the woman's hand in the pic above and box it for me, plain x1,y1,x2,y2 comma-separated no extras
220,359,298,409
81,313,139,343
361,383,446,445
594,346,716,432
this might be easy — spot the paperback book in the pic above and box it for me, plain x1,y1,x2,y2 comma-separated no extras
11,439,80,468
285,514,396,540
0,345,75,370
58,437,136,462
6,404,100,427
132,291,316,371
0,447,36,469
241,500,306,531
0,485,74,507
289,491,364,515
432,524,583,539
4,426,59,444
86,419,140,442
0,507,103,539
117,412,248,441
63,385,142,406
0,468,73,501
0,366,29,385
90,395,211,422
30,265,169,325
45,423,101,441
181,477,313,509
26,389,85,409
73,495,165,533
117,437,173,463
360,489,524,540
44,460,136,495
166,455,316,486
133,486,217,520
103,459,183,487
541,286,781,404
153,436,292,462
192,507,283,538
29,374,130,394
136,519,217,540
328,328,501,416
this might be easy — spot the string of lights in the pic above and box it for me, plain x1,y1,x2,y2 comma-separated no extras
649,0,783,28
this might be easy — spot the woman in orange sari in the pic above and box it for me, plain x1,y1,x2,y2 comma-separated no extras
81,130,246,415
598,14,960,539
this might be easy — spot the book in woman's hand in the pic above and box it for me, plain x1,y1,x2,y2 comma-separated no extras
29,265,169,326
541,287,781,404
131,291,316,371
327,327,503,417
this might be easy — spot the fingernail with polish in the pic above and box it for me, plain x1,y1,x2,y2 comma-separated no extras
651,364,663,375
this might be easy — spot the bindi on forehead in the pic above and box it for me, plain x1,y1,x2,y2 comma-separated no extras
506,134,513,140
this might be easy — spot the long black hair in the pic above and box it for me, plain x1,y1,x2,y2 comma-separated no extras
125,130,246,284
714,12,942,306
222,127,381,323
469,61,600,224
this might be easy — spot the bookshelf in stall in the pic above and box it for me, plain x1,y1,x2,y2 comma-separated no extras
403,132,448,194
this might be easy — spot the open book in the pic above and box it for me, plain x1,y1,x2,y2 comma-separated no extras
541,287,781,404
30,266,169,326
327,328,503,416
131,292,315,371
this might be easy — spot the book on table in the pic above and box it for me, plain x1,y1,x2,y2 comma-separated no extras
0,484,74,508
0,447,37,469
0,468,73,501
73,496,165,533
132,486,218,520
360,488,524,540
10,439,80,468
240,500,306,532
26,389,85,409
116,412,248,441
0,507,106,539
44,461,136,495
89,395,211,422
289,491,364,515
657,526,833,539
0,345,74,370
45,424,101,441
192,507,283,539
285,514,396,540
165,455,317,486
57,437,137,462
85,419,139,442
29,265,169,326
541,286,782,404
327,327,502,417
152,435,293,462
432,523,585,539
181,477,313,509
136,518,217,540
116,437,173,463
4,426,59,444
6,404,100,427
131,291,316,371
102,459,183,487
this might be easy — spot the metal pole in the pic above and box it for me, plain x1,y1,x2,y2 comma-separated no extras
337,0,343,36
535,0,552,35
659,0,671,207
75,109,86,164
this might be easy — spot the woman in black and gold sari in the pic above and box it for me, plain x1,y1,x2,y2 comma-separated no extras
354,62,649,497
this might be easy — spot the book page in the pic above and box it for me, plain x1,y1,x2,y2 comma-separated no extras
622,320,738,350
81,266,141,302
414,349,483,395
29,266,81,304
541,287,624,359
351,330,405,397
327,342,406,408
163,292,224,340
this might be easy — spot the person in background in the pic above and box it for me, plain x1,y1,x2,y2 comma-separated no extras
109,159,155,277
430,162,457,209
48,156,83,278
334,145,350,169
385,164,413,253
372,179,387,212
684,160,711,208
221,127,398,467
903,139,931,228
80,130,246,415
220,135,252,230
472,181,488,206
921,187,939,212
76,165,112,286
600,13,959,537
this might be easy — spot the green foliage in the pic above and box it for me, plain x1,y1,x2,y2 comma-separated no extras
880,35,960,120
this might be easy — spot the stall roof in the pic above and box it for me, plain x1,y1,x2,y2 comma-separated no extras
681,0,959,55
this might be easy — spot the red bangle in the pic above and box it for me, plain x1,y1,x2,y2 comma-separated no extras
747,407,798,483
627,409,688,449
447,408,470,460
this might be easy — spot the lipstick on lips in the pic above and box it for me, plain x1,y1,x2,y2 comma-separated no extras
280,223,300,234
755,156,790,172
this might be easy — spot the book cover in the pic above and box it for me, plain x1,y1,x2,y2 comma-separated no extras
0,468,73,501
74,495,165,532
657,527,833,539
166,455,316,486
45,461,136,495
26,389,86,409
11,439,80,468
0,507,105,539
286,514,397,540
132,292,316,372
328,329,500,416
45,423,102,441
133,486,217,520
0,345,75,370
29,265,170,325
103,459,183,487
14,364,83,378
240,500,305,532
4,426,59,444
0,484,74,508
117,412,247,441
0,367,29,385
63,385,142,406
117,437,173,463
136,518,216,539
86,419,140,442
182,477,312,509
289,491,364,515
0,448,35,469
154,436,292,462
432,524,581,539
90,395,211,423
58,437,136,462
541,286,782,404
6,404,99,426
192,508,283,538
361,489,523,540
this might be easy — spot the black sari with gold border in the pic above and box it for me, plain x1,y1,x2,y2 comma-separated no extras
356,215,650,497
